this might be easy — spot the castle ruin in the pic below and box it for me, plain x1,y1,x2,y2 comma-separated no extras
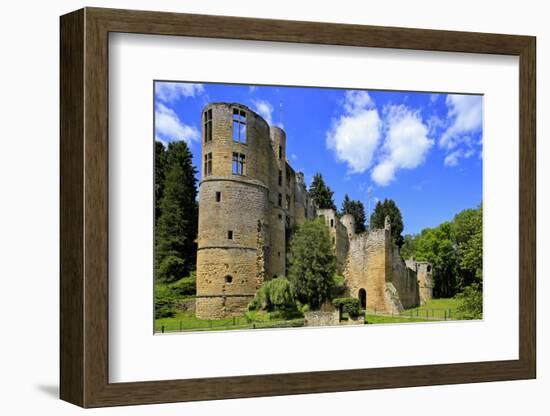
195,103,433,319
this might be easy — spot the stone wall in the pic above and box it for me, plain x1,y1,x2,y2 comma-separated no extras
317,208,349,273
304,310,340,327
391,245,420,309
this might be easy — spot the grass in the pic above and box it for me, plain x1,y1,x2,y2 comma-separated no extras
155,309,304,333
365,314,431,324
400,297,460,320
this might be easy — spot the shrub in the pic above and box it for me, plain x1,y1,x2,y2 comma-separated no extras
248,277,297,312
170,271,196,296
331,274,346,297
455,283,483,320
157,255,187,283
332,297,363,317
155,284,176,318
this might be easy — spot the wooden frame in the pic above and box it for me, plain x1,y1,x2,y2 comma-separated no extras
60,7,536,408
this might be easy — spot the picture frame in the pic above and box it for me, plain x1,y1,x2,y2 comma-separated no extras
60,7,536,408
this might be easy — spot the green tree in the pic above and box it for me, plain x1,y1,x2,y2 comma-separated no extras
155,141,198,283
155,141,167,226
288,218,337,309
403,204,483,298
341,194,367,233
309,173,336,210
369,198,405,247
400,234,416,260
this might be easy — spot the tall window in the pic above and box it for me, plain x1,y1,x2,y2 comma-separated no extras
278,193,282,207
232,108,247,143
204,109,212,142
232,152,245,175
278,145,282,160
204,152,212,176
278,169,282,186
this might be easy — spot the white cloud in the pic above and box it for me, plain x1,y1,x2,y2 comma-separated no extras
290,153,297,160
430,94,440,103
439,94,483,166
251,99,275,125
444,146,476,167
440,95,483,150
326,91,381,174
343,90,375,113
155,103,200,144
371,105,433,186
249,86,257,93
155,82,204,103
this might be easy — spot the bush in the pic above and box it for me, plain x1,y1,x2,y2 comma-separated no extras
157,255,188,283
331,274,346,297
332,297,363,317
248,277,297,312
455,283,483,320
170,271,196,296
155,284,176,318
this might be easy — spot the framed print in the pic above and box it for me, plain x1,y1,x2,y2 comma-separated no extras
60,7,536,408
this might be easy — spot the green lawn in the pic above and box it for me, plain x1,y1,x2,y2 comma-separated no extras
365,314,431,324
400,297,460,320
155,310,304,333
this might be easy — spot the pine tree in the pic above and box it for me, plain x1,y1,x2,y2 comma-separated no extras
155,141,198,283
155,141,166,226
370,198,405,247
341,194,367,233
309,173,336,210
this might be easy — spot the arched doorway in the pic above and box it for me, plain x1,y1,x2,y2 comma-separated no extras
358,288,367,309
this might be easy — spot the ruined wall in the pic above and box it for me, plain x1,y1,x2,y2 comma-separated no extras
416,262,434,305
391,245,420,309
344,224,423,315
344,229,393,313
303,310,339,327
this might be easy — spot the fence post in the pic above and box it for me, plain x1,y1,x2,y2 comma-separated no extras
444,310,447,321
161,325,165,334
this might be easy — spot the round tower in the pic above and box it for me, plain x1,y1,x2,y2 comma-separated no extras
340,213,356,238
196,103,272,319
267,126,287,279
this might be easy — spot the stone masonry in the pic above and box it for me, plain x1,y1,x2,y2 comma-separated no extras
195,102,432,319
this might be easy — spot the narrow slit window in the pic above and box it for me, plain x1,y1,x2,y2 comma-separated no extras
227,230,233,240
278,169,282,186
232,108,247,143
278,145,282,160
215,192,221,202
278,193,282,207
204,152,213,176
232,152,245,175
204,109,213,142
330,219,334,227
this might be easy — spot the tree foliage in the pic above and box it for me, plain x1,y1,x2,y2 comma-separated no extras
341,194,367,233
370,198,405,247
248,277,296,312
403,204,483,298
288,218,337,309
309,173,336,210
155,141,167,225
155,140,198,283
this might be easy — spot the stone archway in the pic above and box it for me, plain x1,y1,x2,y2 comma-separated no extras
358,288,367,309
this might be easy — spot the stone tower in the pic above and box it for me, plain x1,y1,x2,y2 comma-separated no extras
416,262,434,305
195,103,272,319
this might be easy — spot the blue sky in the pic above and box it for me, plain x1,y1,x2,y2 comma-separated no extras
154,81,483,235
